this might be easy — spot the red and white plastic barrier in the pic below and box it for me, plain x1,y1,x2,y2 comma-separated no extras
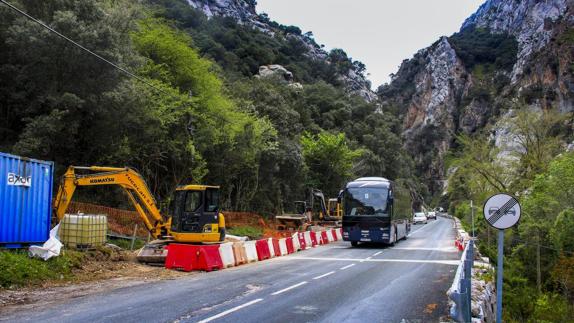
255,239,271,261
297,232,307,250
165,244,223,272
272,238,281,256
320,231,328,244
165,227,345,272
286,237,295,254
310,231,319,246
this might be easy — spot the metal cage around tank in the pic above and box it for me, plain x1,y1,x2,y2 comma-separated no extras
0,152,54,248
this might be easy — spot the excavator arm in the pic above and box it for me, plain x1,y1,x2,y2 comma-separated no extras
53,166,170,239
312,189,329,221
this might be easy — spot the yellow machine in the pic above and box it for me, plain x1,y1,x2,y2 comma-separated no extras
53,166,225,258
327,198,342,219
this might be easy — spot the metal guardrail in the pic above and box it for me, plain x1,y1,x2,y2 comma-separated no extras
448,239,474,322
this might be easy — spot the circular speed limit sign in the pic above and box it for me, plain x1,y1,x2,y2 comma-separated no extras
483,193,521,229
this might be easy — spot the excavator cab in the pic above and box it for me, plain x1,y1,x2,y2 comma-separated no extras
170,185,225,243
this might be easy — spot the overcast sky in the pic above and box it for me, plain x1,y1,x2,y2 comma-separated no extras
256,0,485,88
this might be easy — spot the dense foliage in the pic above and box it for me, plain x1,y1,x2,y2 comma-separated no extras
448,109,574,321
0,0,413,216
449,26,518,71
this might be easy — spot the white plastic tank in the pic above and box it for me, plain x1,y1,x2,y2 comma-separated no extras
59,213,108,249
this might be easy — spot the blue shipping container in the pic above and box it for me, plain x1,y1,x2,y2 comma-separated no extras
0,152,54,247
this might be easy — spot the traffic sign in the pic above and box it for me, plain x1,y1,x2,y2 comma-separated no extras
483,193,521,230
483,193,521,323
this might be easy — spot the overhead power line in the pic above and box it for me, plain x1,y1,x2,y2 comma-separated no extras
0,0,168,96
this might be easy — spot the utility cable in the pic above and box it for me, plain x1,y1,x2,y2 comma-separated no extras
509,237,574,256
0,0,169,96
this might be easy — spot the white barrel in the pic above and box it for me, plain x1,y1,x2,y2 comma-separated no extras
278,238,288,256
336,228,343,240
326,230,335,242
244,241,258,263
267,238,275,257
292,233,301,251
303,231,312,247
219,242,235,268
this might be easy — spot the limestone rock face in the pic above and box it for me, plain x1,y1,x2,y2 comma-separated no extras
187,0,257,23
462,0,569,81
394,37,470,191
403,37,468,132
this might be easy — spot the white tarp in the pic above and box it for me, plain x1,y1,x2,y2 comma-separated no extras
29,224,62,261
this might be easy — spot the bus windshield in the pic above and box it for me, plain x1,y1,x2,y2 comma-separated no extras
344,187,389,216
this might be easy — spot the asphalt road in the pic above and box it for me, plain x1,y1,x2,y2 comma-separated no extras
2,216,460,323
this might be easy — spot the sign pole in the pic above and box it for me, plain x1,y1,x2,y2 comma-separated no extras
496,229,504,323
483,193,521,323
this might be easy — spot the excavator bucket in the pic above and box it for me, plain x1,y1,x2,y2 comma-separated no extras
136,240,170,264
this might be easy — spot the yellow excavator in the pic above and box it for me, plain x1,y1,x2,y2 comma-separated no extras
53,166,225,262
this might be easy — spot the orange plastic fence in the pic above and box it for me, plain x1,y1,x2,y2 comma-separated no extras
64,201,149,238
62,203,277,238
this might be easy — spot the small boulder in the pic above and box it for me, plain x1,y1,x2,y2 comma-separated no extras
256,64,294,82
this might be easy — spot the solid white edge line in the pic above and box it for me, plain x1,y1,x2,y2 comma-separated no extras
313,271,336,280
270,281,308,296
197,298,264,323
340,264,355,270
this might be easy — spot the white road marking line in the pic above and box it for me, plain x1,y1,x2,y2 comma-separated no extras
286,256,459,266
197,298,263,323
366,257,372,260
313,271,335,280
270,281,308,296
393,247,457,251
340,264,355,270
373,251,382,256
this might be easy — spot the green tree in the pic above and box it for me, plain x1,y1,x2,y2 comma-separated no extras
301,131,362,197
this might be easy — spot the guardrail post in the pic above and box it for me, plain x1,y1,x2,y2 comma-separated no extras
462,240,474,322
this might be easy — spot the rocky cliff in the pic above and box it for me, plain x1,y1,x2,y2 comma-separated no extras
379,0,574,193
184,0,376,101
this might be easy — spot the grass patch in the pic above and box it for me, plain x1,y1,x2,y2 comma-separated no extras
0,249,84,288
227,226,263,239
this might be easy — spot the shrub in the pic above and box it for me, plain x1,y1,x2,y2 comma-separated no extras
227,226,263,239
0,250,83,288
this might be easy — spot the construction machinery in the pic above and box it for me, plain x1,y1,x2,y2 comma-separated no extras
312,189,342,225
53,166,225,263
275,189,342,231
275,200,312,231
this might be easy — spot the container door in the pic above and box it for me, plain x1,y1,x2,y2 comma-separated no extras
0,155,21,243
19,160,52,243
